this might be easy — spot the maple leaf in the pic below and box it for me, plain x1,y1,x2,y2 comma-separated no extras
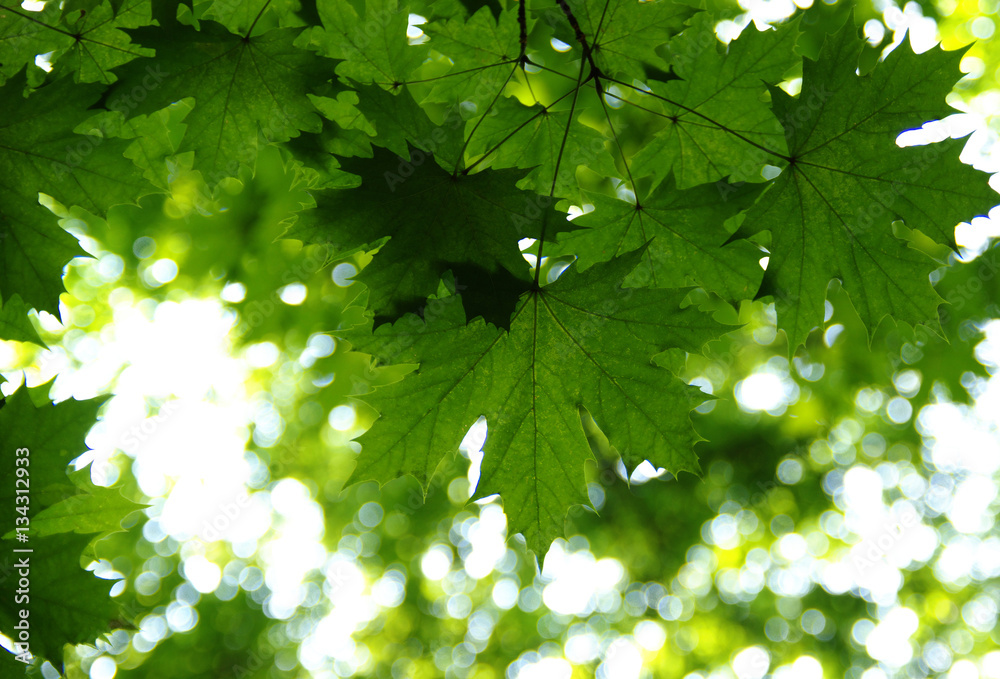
56,0,153,83
345,249,723,552
0,388,107,496
465,93,621,198
0,1,66,83
310,0,428,85
0,0,152,84
0,533,121,668
102,18,329,181
287,144,567,322
628,13,799,188
731,19,998,350
556,176,766,300
5,467,147,539
0,293,44,345
420,5,520,105
346,83,466,170
0,70,150,313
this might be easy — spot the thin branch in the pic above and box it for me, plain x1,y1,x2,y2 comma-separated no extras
555,0,601,80
518,0,528,64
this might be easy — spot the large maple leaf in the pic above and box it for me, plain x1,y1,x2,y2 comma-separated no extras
731,20,998,349
344,249,723,552
421,4,521,106
465,93,621,198
102,17,329,181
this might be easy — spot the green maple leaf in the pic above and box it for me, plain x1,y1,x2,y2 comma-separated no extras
556,177,766,300
310,0,428,85
54,0,154,84
287,144,566,321
731,20,998,350
0,294,44,345
345,249,722,552
548,0,695,80
286,91,375,188
6,467,145,539
0,533,120,668
0,70,150,313
117,101,192,190
102,19,328,181
0,0,152,85
345,83,466,170
421,5,520,105
0,388,107,497
465,94,621,198
0,2,65,84
629,14,798,188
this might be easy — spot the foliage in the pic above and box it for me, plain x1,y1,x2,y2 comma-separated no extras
0,0,997,676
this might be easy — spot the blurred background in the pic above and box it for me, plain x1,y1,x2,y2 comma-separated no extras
2,0,1000,676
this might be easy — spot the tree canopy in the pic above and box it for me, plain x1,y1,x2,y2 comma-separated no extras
1,0,999,677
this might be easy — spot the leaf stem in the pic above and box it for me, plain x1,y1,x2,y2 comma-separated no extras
452,63,521,175
246,0,273,38
0,3,77,38
395,59,518,87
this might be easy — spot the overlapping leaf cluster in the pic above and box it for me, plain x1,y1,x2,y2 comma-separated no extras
0,0,995,666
